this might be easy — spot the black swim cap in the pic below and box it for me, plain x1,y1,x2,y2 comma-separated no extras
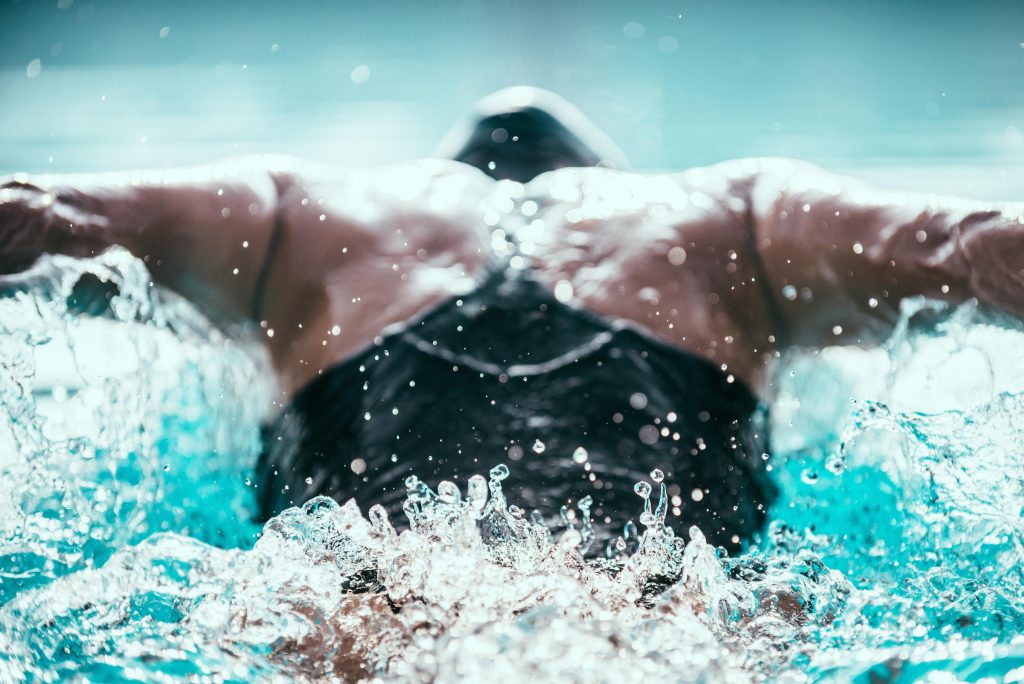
438,86,628,183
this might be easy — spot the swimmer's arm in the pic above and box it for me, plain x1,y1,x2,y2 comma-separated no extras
747,158,1024,346
0,156,303,324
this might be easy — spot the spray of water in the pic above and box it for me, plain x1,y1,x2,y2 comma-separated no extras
1,253,1024,682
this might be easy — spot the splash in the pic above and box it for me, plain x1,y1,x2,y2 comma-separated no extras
1,255,1024,682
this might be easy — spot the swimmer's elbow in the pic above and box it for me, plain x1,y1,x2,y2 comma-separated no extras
956,209,1024,318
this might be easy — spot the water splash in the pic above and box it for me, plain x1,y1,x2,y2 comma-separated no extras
0,249,270,603
2,257,1024,682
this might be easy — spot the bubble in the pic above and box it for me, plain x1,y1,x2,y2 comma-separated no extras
26,59,41,79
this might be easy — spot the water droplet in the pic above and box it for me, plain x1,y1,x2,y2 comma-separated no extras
782,284,798,301
404,475,420,489
437,480,460,504
572,446,589,464
304,476,313,485
489,463,509,481
667,246,687,265
351,64,371,84
466,474,488,510
634,481,652,498
532,439,546,454
639,511,656,527
162,464,170,472
650,468,664,483
800,468,819,484
638,425,660,445
690,488,704,502
623,21,645,39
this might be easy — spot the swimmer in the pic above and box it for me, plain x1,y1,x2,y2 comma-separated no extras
2,86,1022,551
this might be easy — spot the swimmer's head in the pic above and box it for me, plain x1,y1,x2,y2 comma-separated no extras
437,86,628,183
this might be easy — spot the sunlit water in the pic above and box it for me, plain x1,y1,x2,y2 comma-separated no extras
2,250,1024,682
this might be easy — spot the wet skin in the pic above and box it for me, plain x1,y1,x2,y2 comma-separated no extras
1,155,1023,409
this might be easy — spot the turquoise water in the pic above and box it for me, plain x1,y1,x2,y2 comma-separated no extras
1,250,1024,681
3,1,1024,680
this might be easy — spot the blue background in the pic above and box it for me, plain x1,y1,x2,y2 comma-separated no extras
2,0,1023,198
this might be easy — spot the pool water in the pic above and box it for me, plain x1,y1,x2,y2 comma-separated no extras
2,249,1024,682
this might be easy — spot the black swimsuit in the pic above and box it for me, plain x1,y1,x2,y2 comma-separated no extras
256,255,776,551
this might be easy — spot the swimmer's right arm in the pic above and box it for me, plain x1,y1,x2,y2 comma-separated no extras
0,156,301,324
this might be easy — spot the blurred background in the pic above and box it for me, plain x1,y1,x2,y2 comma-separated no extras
1,0,1023,198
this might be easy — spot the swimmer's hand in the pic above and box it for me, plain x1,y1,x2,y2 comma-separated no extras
0,179,109,274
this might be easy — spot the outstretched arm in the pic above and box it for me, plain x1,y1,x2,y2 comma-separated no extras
747,158,1024,347
0,157,298,325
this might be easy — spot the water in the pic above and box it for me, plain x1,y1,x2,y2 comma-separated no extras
2,251,1024,681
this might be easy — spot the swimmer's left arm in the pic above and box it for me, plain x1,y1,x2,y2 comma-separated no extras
746,158,1024,346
